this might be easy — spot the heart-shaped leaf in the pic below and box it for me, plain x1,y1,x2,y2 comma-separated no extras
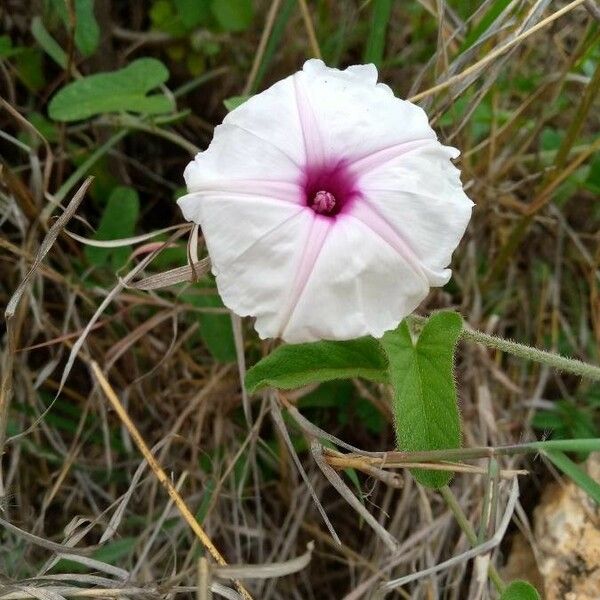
381,311,463,488
48,58,173,122
245,337,389,394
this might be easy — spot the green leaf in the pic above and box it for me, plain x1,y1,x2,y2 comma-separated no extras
55,537,137,573
584,153,600,195
380,311,463,488
461,0,513,52
223,95,250,111
251,0,295,93
363,0,393,66
543,449,600,504
14,48,45,92
174,0,209,28
211,0,253,32
500,580,541,600
74,0,100,56
31,16,67,68
181,290,236,363
195,477,216,523
245,338,389,394
85,186,139,269
48,58,173,122
198,311,236,363
0,35,24,59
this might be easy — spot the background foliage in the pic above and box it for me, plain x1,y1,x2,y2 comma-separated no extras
1,1,599,598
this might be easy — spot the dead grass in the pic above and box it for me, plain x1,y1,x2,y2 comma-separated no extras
1,1,599,599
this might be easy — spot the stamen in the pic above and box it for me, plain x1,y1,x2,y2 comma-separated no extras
311,190,336,215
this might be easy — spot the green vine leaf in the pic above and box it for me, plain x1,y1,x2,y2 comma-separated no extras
245,338,389,394
380,311,463,488
48,58,173,122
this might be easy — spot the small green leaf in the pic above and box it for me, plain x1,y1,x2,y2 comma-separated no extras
74,0,100,56
461,0,513,52
14,49,45,91
48,58,173,122
381,311,463,488
174,0,209,28
363,0,393,66
55,537,137,573
245,338,389,394
584,153,600,195
251,0,295,93
31,16,67,68
223,95,250,111
211,0,253,32
181,290,236,363
0,35,24,58
500,580,541,600
86,186,139,269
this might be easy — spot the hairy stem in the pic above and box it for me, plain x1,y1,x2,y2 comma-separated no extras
408,315,600,381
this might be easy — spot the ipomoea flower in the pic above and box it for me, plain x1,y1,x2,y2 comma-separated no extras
178,60,473,343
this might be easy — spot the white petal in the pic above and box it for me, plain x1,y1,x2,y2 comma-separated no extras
184,123,300,193
281,215,430,343
180,192,305,270
222,74,307,166
211,208,315,339
295,61,436,165
304,59,378,86
355,144,474,277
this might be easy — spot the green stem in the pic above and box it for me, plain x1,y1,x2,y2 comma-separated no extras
106,115,200,154
440,485,505,593
380,438,600,464
461,326,600,381
408,315,600,382
478,459,499,543
43,128,130,221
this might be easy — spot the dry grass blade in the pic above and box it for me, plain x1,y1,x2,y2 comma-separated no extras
243,0,283,95
0,588,156,600
130,257,211,290
56,227,188,398
0,97,53,196
377,478,520,594
4,177,93,347
1,177,93,455
269,395,341,545
0,516,93,557
297,0,321,58
2,587,67,600
409,0,587,102
212,541,314,580
100,437,175,543
65,224,187,247
280,394,385,458
90,362,254,600
310,440,400,553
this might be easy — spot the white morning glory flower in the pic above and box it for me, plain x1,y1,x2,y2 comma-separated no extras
178,59,473,343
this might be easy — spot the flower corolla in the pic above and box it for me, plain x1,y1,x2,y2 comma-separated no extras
179,60,473,343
